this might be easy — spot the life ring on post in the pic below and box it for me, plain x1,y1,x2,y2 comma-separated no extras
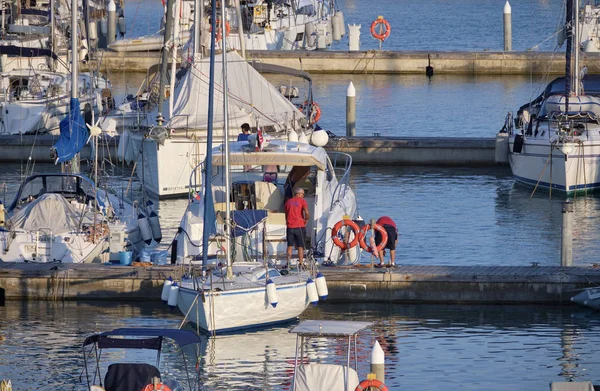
210,20,231,42
355,378,389,391
358,223,387,253
302,100,322,124
332,219,360,250
142,382,172,391
370,16,391,41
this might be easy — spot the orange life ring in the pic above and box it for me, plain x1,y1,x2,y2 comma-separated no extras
370,16,391,41
355,378,388,391
302,100,322,124
359,223,387,253
209,20,231,42
142,382,172,391
332,219,360,250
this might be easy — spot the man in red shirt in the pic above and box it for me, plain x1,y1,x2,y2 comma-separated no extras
375,216,398,267
285,186,310,268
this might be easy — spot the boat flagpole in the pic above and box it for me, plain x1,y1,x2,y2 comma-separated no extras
565,0,573,114
157,0,175,125
200,0,218,272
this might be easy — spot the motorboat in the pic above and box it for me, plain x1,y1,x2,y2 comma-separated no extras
571,286,600,310
175,138,360,266
498,0,600,194
81,328,203,391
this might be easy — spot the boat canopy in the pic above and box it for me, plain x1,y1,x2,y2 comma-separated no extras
212,140,328,171
290,320,372,337
83,328,203,349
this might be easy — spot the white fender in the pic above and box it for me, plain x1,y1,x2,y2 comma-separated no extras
315,272,328,300
167,283,179,308
148,210,162,243
266,279,278,308
161,277,173,303
306,278,318,306
117,130,129,162
137,212,153,245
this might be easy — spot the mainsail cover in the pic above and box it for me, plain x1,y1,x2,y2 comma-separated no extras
53,98,88,164
168,51,303,133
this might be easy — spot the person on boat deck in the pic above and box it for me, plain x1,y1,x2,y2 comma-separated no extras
375,216,398,268
237,123,251,141
284,166,311,201
285,186,309,268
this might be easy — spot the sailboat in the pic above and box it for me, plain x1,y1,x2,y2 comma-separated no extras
501,0,600,193
165,0,313,334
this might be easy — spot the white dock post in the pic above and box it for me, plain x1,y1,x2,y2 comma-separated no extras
371,340,385,383
503,1,512,51
561,200,573,267
346,81,356,137
107,0,117,45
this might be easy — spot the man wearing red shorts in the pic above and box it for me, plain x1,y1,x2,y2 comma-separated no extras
375,216,398,267
285,187,309,268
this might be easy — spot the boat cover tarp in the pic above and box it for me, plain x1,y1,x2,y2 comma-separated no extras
0,45,59,60
10,193,98,234
83,328,203,347
53,98,88,164
104,363,161,391
550,382,594,391
231,209,268,237
293,364,359,391
519,75,600,114
168,51,303,133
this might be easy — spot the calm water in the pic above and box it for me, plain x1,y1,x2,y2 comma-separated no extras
122,0,565,52
0,301,599,390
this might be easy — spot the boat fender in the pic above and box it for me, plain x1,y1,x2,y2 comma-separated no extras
167,283,179,308
306,278,319,306
315,272,328,300
137,212,153,245
266,279,278,308
358,224,387,253
161,277,173,303
355,378,388,391
170,239,177,264
148,210,163,243
142,381,171,391
332,220,360,250
305,21,316,47
370,16,390,41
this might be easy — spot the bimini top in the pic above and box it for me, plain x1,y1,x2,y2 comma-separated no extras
82,328,203,349
212,140,328,171
289,320,372,337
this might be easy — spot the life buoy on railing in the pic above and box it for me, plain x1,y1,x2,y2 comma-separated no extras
331,219,360,250
142,382,172,391
358,223,387,253
355,378,389,391
370,16,391,41
209,20,231,42
301,100,322,124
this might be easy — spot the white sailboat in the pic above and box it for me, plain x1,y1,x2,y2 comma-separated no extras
165,1,315,334
500,0,600,194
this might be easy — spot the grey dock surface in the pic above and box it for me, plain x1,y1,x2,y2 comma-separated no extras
0,134,501,166
1,263,599,304
84,49,591,75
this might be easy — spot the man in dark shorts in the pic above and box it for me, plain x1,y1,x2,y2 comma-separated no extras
285,186,309,268
375,216,398,267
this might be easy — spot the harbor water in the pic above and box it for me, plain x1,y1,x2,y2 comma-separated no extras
2,0,600,389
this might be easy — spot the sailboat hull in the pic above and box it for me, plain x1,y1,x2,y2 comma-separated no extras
177,280,309,334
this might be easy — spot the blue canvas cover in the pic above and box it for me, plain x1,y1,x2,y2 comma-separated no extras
231,210,268,237
53,98,88,164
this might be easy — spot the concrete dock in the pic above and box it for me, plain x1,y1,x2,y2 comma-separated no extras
0,134,502,166
1,262,599,304
83,49,596,75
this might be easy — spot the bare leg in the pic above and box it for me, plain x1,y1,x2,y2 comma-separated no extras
378,250,385,265
389,249,396,265
286,246,293,266
298,247,304,266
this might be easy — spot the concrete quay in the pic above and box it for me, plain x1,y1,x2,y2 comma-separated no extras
0,134,501,166
1,262,599,304
84,49,588,75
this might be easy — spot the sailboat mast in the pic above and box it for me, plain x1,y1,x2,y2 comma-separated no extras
574,0,580,96
71,0,77,99
221,0,233,279
157,0,175,123
194,0,202,56
565,0,573,114
200,0,218,271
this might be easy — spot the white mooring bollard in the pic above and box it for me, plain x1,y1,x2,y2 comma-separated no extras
503,1,512,51
346,81,356,137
